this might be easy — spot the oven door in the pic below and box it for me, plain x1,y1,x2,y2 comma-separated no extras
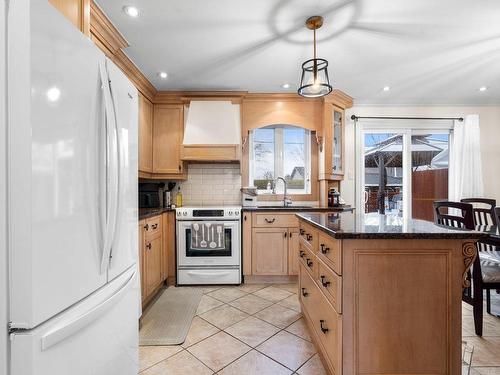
177,220,240,267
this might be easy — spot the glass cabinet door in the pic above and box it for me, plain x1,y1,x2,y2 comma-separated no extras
332,108,343,174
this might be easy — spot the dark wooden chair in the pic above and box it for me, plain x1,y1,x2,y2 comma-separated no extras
433,201,483,334
434,200,500,335
433,200,475,230
461,199,500,317
461,198,497,226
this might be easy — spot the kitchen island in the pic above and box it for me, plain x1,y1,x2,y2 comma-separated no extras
296,212,486,375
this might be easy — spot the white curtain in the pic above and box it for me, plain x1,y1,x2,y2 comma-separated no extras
449,114,484,201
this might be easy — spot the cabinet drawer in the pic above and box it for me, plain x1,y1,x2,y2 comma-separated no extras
299,222,318,251
309,291,342,375
317,231,342,275
317,258,342,313
299,244,318,280
145,215,162,239
299,263,319,313
252,213,298,228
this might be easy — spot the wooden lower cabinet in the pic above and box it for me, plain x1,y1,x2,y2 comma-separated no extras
252,228,288,275
144,235,162,296
139,212,174,307
243,211,305,277
298,217,472,375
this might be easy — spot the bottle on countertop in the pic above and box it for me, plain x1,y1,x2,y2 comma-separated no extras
176,186,183,207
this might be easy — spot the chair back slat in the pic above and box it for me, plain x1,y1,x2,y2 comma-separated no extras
433,200,474,230
461,198,496,226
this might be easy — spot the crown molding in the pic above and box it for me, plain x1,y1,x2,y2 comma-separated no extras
90,1,157,101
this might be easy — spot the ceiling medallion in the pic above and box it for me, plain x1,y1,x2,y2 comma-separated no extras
298,16,333,98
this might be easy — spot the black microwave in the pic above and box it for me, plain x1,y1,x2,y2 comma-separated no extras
138,183,161,208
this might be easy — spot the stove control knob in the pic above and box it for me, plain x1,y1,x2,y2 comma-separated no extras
235,211,240,216
177,211,181,216
229,211,233,216
183,211,187,216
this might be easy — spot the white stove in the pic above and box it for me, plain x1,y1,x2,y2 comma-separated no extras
176,207,242,285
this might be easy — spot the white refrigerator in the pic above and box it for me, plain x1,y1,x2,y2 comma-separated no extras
4,1,140,374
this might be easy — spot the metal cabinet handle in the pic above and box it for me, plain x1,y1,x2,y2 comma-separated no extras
320,320,329,334
151,223,158,230
264,218,276,224
306,234,313,241
300,229,305,235
301,288,309,297
299,250,305,258
284,232,287,238
244,215,247,221
320,275,331,288
289,232,293,238
306,258,313,267
146,243,152,250
144,224,149,230
178,165,181,171
320,244,330,254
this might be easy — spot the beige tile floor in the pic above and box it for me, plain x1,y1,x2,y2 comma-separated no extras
140,284,500,375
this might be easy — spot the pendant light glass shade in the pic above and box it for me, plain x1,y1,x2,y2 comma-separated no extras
298,58,332,97
298,16,333,98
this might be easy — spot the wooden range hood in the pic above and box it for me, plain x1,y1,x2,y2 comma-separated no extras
181,101,241,162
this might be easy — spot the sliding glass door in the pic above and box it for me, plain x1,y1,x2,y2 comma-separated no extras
357,122,451,220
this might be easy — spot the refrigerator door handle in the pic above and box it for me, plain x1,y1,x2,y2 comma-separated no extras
107,68,122,267
98,60,119,275
40,267,137,351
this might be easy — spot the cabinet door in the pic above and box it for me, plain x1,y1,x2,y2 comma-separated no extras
153,104,184,174
144,236,162,296
48,0,90,35
331,106,344,176
288,228,300,275
161,213,175,282
252,228,288,275
139,221,146,302
138,94,153,173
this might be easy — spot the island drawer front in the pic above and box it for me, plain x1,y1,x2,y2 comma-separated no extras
317,259,342,313
299,244,318,279
252,213,299,228
300,264,342,374
299,263,319,313
145,215,162,239
299,222,318,251
317,232,342,275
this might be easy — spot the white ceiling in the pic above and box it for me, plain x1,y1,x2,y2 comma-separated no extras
95,0,500,105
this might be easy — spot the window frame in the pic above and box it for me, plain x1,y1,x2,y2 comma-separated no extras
355,120,453,218
249,125,312,195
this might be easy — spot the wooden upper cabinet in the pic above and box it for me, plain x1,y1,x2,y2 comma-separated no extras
252,227,288,275
138,94,153,173
153,104,184,175
48,0,90,35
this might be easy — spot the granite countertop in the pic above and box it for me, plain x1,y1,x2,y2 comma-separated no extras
242,205,354,213
297,211,489,240
139,207,175,220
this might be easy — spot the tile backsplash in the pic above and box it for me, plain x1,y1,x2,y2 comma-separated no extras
178,164,242,206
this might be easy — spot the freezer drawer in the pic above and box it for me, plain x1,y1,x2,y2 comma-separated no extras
10,266,140,375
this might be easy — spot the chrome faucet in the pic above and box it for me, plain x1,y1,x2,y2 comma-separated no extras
273,177,292,207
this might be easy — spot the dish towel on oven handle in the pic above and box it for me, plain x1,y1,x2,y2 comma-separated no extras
190,222,225,250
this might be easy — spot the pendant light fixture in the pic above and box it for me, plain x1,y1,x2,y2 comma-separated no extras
298,16,332,98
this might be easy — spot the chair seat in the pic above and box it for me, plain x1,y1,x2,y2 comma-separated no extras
481,262,500,283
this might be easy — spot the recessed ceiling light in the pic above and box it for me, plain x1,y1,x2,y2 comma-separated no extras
383,86,390,92
479,86,488,92
123,6,139,18
282,83,290,89
158,72,168,79
46,87,61,102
